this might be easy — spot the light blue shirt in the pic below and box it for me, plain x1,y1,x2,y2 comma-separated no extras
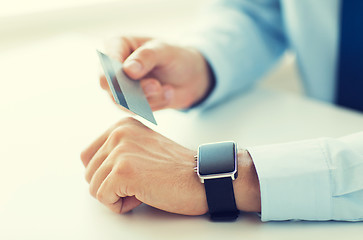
189,0,363,221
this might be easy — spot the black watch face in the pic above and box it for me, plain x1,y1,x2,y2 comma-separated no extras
198,141,236,176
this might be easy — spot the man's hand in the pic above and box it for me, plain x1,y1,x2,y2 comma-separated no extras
80,117,261,216
100,36,213,111
80,117,208,215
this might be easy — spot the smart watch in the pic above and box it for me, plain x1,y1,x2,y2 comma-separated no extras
195,141,239,221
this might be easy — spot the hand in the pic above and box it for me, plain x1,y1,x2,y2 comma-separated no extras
100,36,213,111
80,117,261,215
80,117,208,215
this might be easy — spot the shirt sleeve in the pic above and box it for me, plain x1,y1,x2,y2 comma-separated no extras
184,0,287,110
248,131,363,221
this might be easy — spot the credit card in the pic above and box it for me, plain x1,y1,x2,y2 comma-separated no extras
97,51,157,125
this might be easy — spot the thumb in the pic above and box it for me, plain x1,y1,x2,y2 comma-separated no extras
123,42,165,80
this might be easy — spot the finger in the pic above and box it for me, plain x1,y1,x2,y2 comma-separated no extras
81,136,107,168
84,124,131,183
123,41,168,80
140,78,162,97
96,171,125,213
80,125,116,167
99,75,109,90
97,172,143,214
84,130,123,183
89,161,113,198
120,196,143,213
104,37,133,62
147,85,174,111
84,145,110,183
99,196,141,214
139,78,173,111
80,119,137,169
106,197,124,214
104,36,152,62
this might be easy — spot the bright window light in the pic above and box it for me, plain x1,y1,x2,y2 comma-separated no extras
0,0,117,17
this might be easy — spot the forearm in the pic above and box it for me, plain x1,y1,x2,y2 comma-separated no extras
185,0,287,110
233,149,261,212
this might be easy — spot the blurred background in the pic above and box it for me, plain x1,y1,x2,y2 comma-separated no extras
1,0,204,47
0,0,301,88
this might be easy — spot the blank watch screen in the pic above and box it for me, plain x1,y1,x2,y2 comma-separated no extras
198,141,236,176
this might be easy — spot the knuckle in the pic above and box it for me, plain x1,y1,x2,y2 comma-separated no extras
113,122,140,135
103,160,115,171
113,143,125,154
139,47,156,60
120,125,135,136
89,185,97,198
112,127,125,137
96,191,105,202
112,142,131,157
122,117,135,125
111,142,127,159
115,117,138,127
107,127,125,144
119,36,130,43
84,170,92,183
80,150,89,164
114,157,134,177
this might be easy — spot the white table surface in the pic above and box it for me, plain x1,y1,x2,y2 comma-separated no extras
1,34,363,240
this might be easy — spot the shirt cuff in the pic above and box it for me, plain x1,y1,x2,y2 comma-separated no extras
247,139,332,221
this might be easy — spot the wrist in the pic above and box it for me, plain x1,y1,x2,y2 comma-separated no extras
233,149,261,212
186,48,216,108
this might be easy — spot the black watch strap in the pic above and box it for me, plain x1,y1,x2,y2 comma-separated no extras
204,177,239,221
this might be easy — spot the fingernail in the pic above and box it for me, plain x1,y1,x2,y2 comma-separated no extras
124,60,142,74
164,88,173,101
144,83,158,96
